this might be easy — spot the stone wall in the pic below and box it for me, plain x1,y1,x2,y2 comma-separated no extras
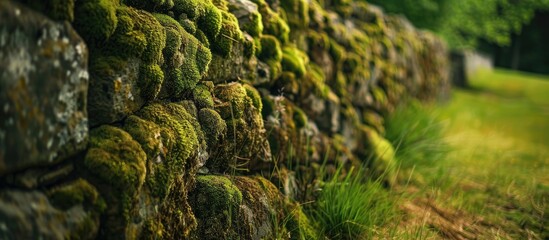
0,0,449,239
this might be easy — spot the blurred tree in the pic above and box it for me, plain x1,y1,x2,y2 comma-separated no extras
368,0,549,49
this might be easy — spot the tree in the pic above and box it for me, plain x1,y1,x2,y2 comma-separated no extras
368,0,549,49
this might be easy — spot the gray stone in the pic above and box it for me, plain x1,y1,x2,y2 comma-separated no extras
0,1,89,175
0,188,100,240
87,57,143,126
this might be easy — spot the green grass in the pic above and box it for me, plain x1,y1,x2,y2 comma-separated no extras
309,166,397,240
390,69,549,239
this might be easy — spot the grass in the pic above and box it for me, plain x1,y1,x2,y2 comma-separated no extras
310,165,397,239
384,69,549,239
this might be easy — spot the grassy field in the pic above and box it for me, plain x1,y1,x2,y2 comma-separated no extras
391,69,549,239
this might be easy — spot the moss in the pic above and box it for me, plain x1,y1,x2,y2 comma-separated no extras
250,0,289,43
122,115,163,160
372,86,388,106
121,7,166,64
292,107,308,129
193,84,215,109
73,0,118,44
285,203,319,240
241,36,255,58
124,0,167,11
258,35,282,62
306,30,330,50
106,29,148,59
281,47,307,78
196,44,213,74
329,38,346,63
274,71,299,95
194,29,210,47
154,14,212,97
138,103,199,167
139,63,164,100
238,8,264,38
198,108,227,148
343,53,361,73
189,175,243,239
279,0,309,28
180,19,197,34
244,84,263,112
48,178,105,212
266,59,283,80
84,125,147,220
214,82,249,119
212,11,243,57
198,3,223,39
173,0,203,20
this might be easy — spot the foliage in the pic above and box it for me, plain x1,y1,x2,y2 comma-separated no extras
384,101,449,170
369,0,549,48
309,166,396,239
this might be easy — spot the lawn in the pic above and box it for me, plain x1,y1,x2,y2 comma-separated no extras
390,69,549,239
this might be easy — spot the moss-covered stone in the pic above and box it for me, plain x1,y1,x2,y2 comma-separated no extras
281,47,307,78
212,11,244,57
47,178,106,212
84,125,147,224
292,107,308,129
198,108,227,148
189,175,243,239
154,13,212,98
285,203,319,240
173,0,203,20
193,84,215,109
139,63,164,100
73,0,118,44
279,0,309,28
198,3,223,39
252,0,290,43
244,84,263,112
214,82,249,119
258,35,282,62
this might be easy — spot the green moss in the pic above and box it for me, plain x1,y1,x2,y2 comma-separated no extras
48,178,105,212
123,0,166,11
285,203,319,240
306,30,330,50
281,47,307,78
258,35,282,62
214,83,249,119
154,14,212,97
190,175,243,239
274,71,299,95
73,0,118,43
343,53,361,73
212,11,243,57
372,86,388,106
196,44,212,74
122,115,163,160
138,103,199,167
251,0,289,43
198,108,227,147
194,29,210,47
125,8,166,64
198,3,223,39
239,8,263,38
266,59,283,80
292,107,308,129
139,63,164,100
107,29,148,59
244,84,263,112
329,39,346,63
84,125,147,220
242,36,256,58
279,0,309,28
193,84,215,109
173,0,203,20
179,19,197,34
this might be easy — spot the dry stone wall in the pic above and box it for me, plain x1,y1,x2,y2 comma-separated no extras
0,0,449,239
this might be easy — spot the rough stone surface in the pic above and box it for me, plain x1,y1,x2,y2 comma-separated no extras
0,186,101,239
0,1,88,175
